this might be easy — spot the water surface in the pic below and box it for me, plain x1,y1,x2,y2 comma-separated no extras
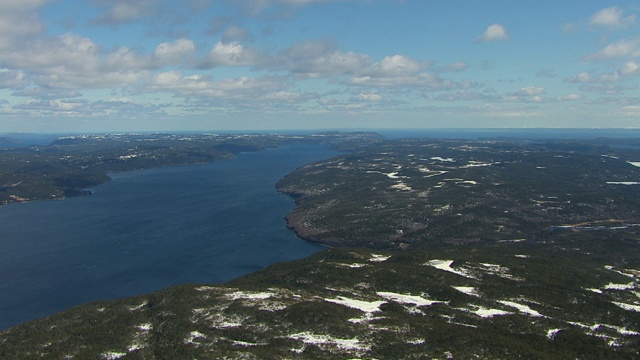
0,145,336,329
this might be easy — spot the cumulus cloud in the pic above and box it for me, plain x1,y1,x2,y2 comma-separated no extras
91,0,157,25
11,87,82,100
342,54,469,90
590,7,636,29
620,61,640,75
221,26,254,43
205,41,262,67
512,86,545,96
145,71,289,100
556,93,584,101
587,38,640,61
0,70,28,90
154,39,196,66
504,86,547,103
264,39,372,78
477,23,510,42
0,0,49,48
362,55,428,77
565,72,591,83
351,92,383,102
580,83,637,94
235,0,349,16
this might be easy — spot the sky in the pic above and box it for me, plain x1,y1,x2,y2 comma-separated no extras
0,0,639,133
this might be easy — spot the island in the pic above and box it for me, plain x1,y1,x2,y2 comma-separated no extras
0,133,639,359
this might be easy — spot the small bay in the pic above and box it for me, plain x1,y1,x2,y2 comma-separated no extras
0,144,337,329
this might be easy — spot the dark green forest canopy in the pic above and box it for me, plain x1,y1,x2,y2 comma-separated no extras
278,137,640,249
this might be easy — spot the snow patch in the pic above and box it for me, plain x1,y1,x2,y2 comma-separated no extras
604,282,636,291
407,338,426,345
184,331,206,345
497,300,543,317
325,296,385,313
605,265,636,278
426,259,477,279
369,254,391,262
101,352,127,360
612,301,640,312
452,286,479,297
128,301,147,311
376,291,444,307
390,182,412,191
431,157,455,162
288,332,370,352
466,306,511,318
547,328,562,339
226,291,276,301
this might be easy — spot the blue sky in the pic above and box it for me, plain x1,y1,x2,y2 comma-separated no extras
0,0,639,132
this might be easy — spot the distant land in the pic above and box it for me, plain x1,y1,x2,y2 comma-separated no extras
0,132,382,206
1,131,639,359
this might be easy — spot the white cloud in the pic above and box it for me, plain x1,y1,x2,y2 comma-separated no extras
206,41,261,67
590,7,636,29
265,39,373,78
342,54,466,89
0,0,49,46
260,91,316,103
0,69,27,90
0,33,151,90
504,88,585,103
620,61,640,75
579,83,637,94
105,47,150,71
235,0,353,16
221,26,254,43
556,93,584,101
587,38,640,61
92,0,157,25
11,87,81,100
565,72,591,83
363,55,428,77
146,71,289,100
477,23,510,43
351,92,383,102
513,86,545,96
154,39,196,66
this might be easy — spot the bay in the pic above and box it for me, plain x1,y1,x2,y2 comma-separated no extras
0,144,337,330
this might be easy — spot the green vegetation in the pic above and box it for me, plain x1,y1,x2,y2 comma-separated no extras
278,138,640,249
1,134,639,359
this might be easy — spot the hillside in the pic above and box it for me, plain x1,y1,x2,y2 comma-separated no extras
1,136,639,359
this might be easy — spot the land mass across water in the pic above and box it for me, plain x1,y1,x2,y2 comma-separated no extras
1,132,639,359
0,132,383,206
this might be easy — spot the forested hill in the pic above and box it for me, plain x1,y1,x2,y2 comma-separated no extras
1,135,639,359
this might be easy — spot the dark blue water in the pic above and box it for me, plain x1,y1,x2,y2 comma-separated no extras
0,145,337,329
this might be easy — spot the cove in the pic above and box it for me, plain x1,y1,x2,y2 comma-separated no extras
0,144,337,329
